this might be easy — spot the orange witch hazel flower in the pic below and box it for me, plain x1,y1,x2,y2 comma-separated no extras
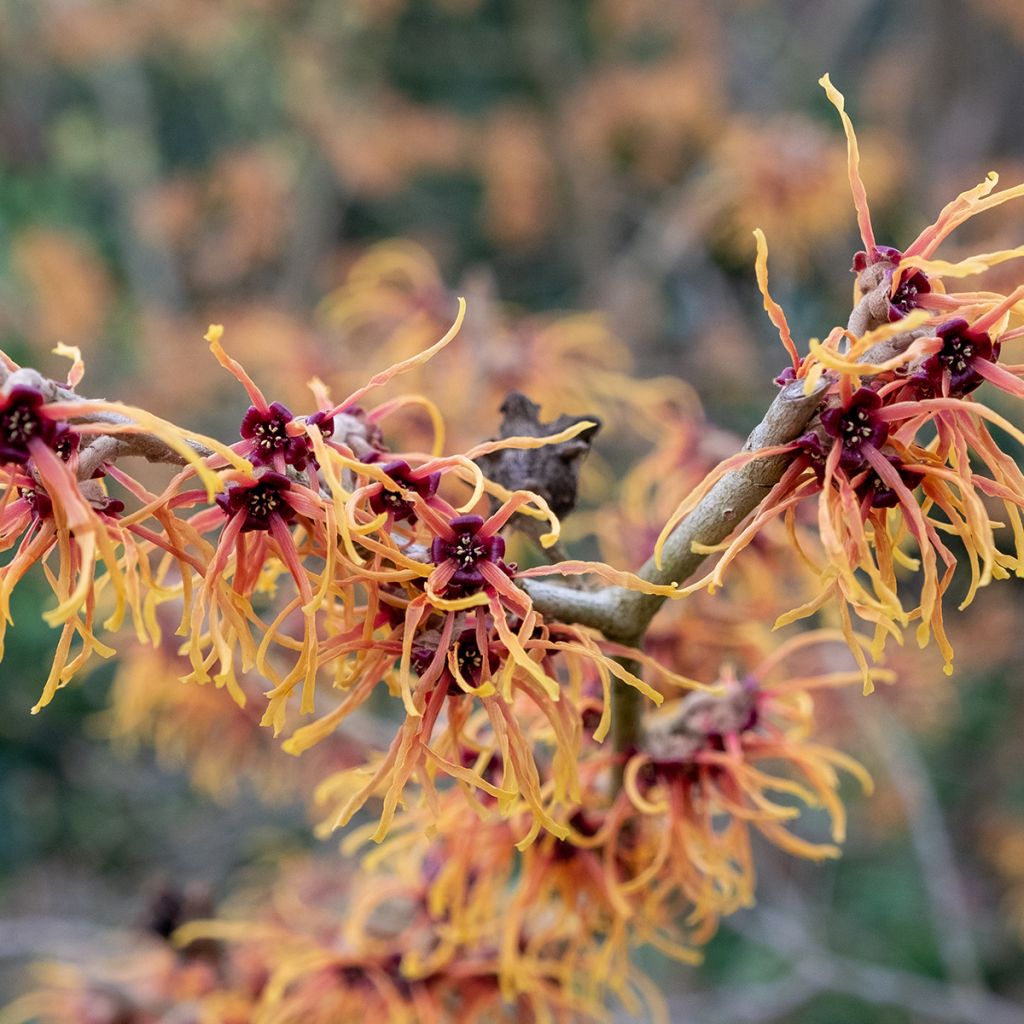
304,472,686,846
5,843,660,1024
3,632,865,1024
157,798,677,1024
542,630,873,958
159,303,468,720
0,347,245,711
0,292,692,850
657,73,1024,683
22,69,1024,1024
301,633,878,1017
29,295,674,846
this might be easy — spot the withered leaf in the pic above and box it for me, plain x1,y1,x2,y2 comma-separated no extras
475,392,600,520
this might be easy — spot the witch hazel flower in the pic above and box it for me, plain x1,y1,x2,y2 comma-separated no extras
905,309,1024,401
298,509,677,844
308,465,677,847
214,470,297,532
428,512,515,598
184,463,334,724
853,452,924,511
410,614,501,696
851,245,933,322
366,457,440,522
0,478,128,712
239,401,313,470
821,74,1024,340
616,636,878,946
660,75,1024,683
207,326,327,475
0,365,178,709
172,302,472,732
820,386,887,470
0,386,65,465
917,318,998,396
317,490,580,839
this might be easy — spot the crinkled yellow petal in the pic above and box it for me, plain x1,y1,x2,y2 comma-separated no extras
819,73,875,252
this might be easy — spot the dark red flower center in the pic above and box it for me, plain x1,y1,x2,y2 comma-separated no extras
240,402,313,470
913,318,997,398
0,388,58,464
368,459,440,522
412,616,503,696
820,388,886,470
304,410,335,438
942,334,975,373
839,406,875,444
889,269,930,320
429,515,511,596
248,486,284,518
452,638,486,686
3,405,40,445
250,416,289,453
215,472,295,532
851,246,931,321
452,531,488,569
54,428,80,462
855,455,924,510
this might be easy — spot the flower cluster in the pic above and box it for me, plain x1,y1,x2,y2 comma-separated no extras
616,633,877,949
657,75,1024,685
9,72,1024,1023
0,348,246,711
0,298,688,854
5,628,877,1024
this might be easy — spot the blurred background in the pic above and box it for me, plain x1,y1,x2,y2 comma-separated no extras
3,1,1024,1021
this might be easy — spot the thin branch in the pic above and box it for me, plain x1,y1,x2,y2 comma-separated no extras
0,364,214,474
522,276,911,641
725,905,1024,1024
522,375,827,640
845,695,985,991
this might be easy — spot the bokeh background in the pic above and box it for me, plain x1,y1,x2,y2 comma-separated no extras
3,1,1024,1021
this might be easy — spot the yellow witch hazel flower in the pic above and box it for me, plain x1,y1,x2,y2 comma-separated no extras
657,73,1024,684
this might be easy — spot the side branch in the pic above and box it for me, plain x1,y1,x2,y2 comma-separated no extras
0,364,213,473
523,277,906,642
522,377,826,641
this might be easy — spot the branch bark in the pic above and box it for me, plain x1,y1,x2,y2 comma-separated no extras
522,274,914,643
0,364,214,475
522,375,827,641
